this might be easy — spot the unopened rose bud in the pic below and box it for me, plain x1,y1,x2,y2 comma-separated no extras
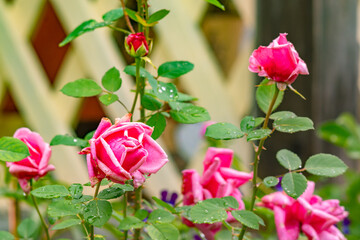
125,32,149,58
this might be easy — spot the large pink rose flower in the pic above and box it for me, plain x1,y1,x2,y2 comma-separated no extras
6,128,54,194
80,114,168,188
182,147,253,240
249,33,309,84
258,181,348,240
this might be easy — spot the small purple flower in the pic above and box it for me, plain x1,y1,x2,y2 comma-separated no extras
161,190,178,206
193,234,202,240
275,177,282,191
342,217,350,234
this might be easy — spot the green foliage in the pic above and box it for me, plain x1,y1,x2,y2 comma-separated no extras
52,219,82,230
0,231,14,240
17,218,39,239
84,200,113,227
270,111,297,120
276,149,302,170
240,116,256,133
205,0,225,10
101,67,122,92
158,61,194,79
152,197,176,214
170,105,210,124
146,113,166,140
31,185,69,199
247,129,272,141
232,210,265,230
0,137,30,162
135,209,149,220
221,196,240,209
141,94,162,111
205,122,244,140
50,135,88,147
305,154,348,177
148,9,170,24
59,8,124,46
47,199,82,218
118,216,145,230
112,183,134,192
97,186,125,200
61,79,102,98
273,117,314,133
68,183,83,199
256,79,284,114
99,93,119,106
263,176,279,187
281,172,307,199
148,209,175,223
146,223,179,240
188,199,228,224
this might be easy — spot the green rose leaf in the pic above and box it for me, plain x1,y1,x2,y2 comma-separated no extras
141,94,162,111
231,210,264,230
263,176,279,187
146,223,179,240
221,196,239,209
68,183,83,199
52,219,82,230
318,121,352,148
135,209,149,221
61,79,102,98
0,231,14,240
274,117,314,133
59,19,110,47
17,218,38,239
170,105,210,124
305,154,348,177
148,9,170,24
99,93,119,106
246,129,272,141
0,137,30,162
47,199,82,218
270,111,297,120
124,65,179,101
112,183,134,192
168,101,192,111
240,116,256,133
205,0,225,10
118,216,145,230
31,185,69,199
276,149,302,170
84,200,112,227
205,122,244,140
148,209,175,223
102,8,124,22
281,172,307,199
101,67,122,92
176,92,198,102
50,134,88,147
97,187,125,200
215,230,233,240
152,197,176,214
189,200,228,224
146,113,166,140
158,61,194,79
256,79,284,114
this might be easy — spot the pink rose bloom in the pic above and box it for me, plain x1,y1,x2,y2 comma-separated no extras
258,181,348,240
80,114,168,188
6,128,54,194
125,32,149,57
182,147,253,240
249,33,309,84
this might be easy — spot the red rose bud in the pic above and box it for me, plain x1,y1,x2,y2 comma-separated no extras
125,32,149,57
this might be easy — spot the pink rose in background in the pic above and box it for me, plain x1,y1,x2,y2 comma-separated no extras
6,128,54,194
249,33,309,85
125,32,149,57
181,147,253,240
258,181,348,240
80,114,168,188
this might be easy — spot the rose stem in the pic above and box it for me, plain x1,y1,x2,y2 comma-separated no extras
130,57,142,121
238,86,280,240
120,0,135,34
9,180,20,239
133,186,142,240
123,193,128,240
30,180,50,240
90,181,102,240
